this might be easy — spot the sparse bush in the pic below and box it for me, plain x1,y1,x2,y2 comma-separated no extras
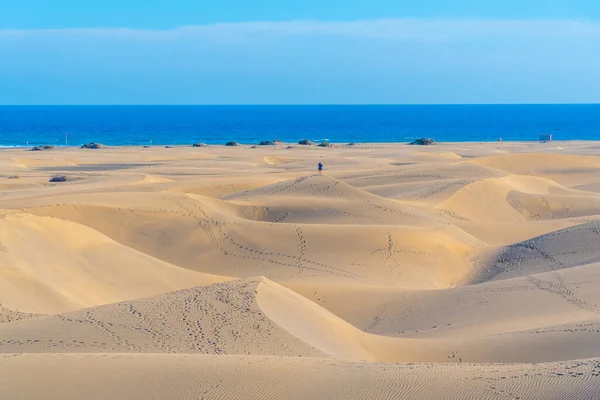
318,141,331,147
348,142,356,146
8,175,19,179
192,143,208,147
49,174,68,183
80,142,104,149
298,139,314,145
259,141,274,146
225,141,239,147
250,145,257,148
408,138,435,145
30,145,55,151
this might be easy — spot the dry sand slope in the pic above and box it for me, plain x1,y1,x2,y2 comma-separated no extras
1,141,600,399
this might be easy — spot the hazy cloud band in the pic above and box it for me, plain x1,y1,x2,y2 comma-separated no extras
1,19,599,41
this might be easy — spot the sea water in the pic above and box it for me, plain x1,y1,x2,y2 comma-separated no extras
0,104,599,147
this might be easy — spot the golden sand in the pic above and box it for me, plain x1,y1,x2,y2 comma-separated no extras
1,141,599,399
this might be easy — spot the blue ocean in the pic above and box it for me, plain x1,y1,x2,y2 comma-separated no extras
0,105,599,147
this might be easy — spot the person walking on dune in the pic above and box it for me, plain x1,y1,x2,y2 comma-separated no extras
318,162,323,174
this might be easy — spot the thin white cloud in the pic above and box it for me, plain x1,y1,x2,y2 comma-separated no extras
1,18,599,42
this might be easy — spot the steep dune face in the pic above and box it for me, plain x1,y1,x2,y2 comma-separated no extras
0,213,230,314
256,278,376,360
471,221,600,283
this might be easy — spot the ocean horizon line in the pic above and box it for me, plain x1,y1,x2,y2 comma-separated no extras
2,103,600,107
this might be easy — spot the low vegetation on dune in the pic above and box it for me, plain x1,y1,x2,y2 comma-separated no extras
318,141,331,147
225,141,239,146
259,141,275,146
49,174,68,183
192,143,208,147
409,138,435,145
30,145,55,151
80,142,105,149
298,139,314,145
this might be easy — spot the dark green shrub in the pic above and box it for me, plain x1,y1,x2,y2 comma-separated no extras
49,174,68,182
408,138,435,145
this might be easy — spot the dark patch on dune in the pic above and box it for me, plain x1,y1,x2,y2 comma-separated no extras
30,145,55,151
80,143,105,149
408,138,435,145
49,174,68,183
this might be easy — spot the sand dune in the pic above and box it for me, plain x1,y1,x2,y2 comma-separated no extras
472,221,600,283
15,193,479,290
3,275,600,363
0,278,326,357
0,213,230,314
284,262,600,336
468,153,600,186
2,142,600,398
225,174,443,226
437,175,600,223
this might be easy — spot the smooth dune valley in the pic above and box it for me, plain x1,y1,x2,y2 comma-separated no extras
1,141,600,400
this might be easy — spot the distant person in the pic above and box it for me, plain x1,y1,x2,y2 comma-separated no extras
318,162,323,174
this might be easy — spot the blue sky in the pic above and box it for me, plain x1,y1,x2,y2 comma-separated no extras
1,1,599,104
2,1,600,28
